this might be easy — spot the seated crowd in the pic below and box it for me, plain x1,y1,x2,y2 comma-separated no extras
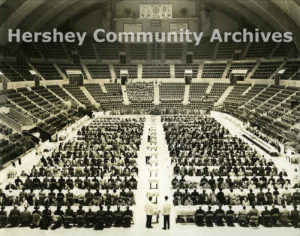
162,115,300,227
0,117,145,229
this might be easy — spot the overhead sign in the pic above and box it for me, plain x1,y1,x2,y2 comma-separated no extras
140,4,172,19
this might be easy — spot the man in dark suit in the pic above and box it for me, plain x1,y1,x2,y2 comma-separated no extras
161,196,171,230
9,205,20,226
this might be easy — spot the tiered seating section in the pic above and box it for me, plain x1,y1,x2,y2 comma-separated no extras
251,62,282,79
85,64,111,79
175,64,198,78
163,115,300,227
0,124,36,166
126,82,154,109
142,64,170,78
159,83,185,108
0,116,143,229
202,63,227,78
113,65,137,79
32,63,62,80
63,85,91,106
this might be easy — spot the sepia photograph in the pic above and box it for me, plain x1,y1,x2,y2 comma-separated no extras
0,0,299,236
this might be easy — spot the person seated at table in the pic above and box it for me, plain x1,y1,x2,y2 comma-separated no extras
94,205,105,230
66,189,74,206
184,196,193,206
0,206,7,227
51,206,64,230
9,205,20,226
292,189,300,205
205,206,214,226
85,208,95,227
5,182,17,190
290,204,299,228
20,206,32,227
270,204,280,226
226,205,235,226
40,205,52,230
85,188,94,205
261,206,271,227
113,206,123,227
194,206,205,226
76,205,85,227
214,205,225,226
279,205,290,226
104,206,114,227
238,206,248,226
123,206,133,227
248,205,259,227
64,205,75,227
31,206,42,228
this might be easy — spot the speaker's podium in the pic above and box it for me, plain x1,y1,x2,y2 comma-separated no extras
184,69,193,84
120,69,128,85
66,70,83,86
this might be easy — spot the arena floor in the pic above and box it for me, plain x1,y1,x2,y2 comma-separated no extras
0,112,298,236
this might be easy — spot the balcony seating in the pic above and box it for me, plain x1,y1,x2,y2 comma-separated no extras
63,85,91,106
114,65,137,79
251,62,282,79
85,64,111,79
202,63,227,78
0,62,24,81
142,64,170,78
175,64,199,78
33,63,62,80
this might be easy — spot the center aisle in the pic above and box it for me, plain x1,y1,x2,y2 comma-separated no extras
155,115,174,224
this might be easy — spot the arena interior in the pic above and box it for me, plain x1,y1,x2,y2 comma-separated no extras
0,0,299,236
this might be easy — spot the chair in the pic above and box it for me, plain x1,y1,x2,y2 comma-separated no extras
94,215,104,230
215,213,225,226
195,213,205,226
104,215,113,228
238,214,248,227
226,214,235,226
249,215,259,227
114,213,123,227
205,213,214,226
271,214,280,226
262,214,271,227
76,215,85,227
64,216,74,228
123,215,132,227
9,215,19,227
0,215,7,227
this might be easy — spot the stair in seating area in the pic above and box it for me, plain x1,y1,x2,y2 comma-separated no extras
109,64,116,80
197,62,204,78
182,85,190,105
121,85,130,105
153,83,160,105
170,64,175,79
222,61,231,78
215,86,234,105
81,64,92,80
246,60,260,79
137,64,143,79
53,63,67,80
205,82,213,94
100,84,107,93
61,86,84,107
80,86,100,107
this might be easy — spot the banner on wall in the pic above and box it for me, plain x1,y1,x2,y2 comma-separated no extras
140,4,172,19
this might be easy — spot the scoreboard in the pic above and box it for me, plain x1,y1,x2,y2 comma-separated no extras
140,4,172,19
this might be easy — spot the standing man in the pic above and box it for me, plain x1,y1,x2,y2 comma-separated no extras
161,196,171,230
145,197,154,228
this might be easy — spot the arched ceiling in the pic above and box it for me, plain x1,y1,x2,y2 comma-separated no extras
0,0,299,49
